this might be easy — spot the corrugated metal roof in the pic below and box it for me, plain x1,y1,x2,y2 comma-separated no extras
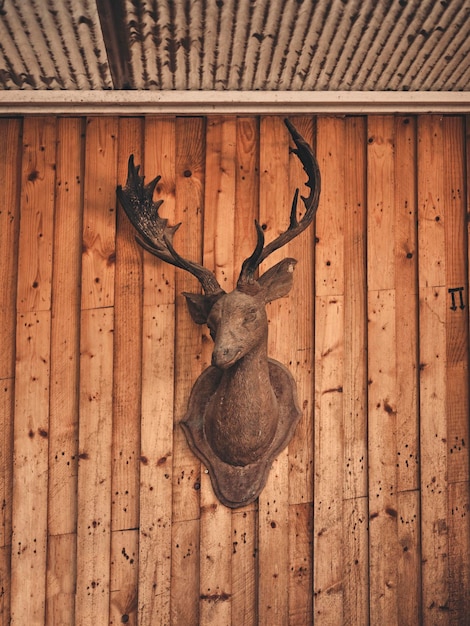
0,0,468,91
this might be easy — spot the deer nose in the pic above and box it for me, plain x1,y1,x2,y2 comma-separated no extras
212,346,240,369
212,347,229,366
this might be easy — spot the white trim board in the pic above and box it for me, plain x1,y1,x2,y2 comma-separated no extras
0,90,468,115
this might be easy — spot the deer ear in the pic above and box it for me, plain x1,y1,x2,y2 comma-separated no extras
183,292,222,324
257,258,297,302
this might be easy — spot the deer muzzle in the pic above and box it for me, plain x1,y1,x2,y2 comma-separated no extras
211,345,242,370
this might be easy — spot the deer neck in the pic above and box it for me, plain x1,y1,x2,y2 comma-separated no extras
219,342,271,394
205,341,279,467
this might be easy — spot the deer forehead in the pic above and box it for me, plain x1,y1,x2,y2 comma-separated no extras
208,290,266,326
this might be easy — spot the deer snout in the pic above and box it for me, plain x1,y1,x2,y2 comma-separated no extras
211,345,241,370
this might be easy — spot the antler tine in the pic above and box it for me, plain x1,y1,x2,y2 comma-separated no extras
238,119,321,286
117,155,224,296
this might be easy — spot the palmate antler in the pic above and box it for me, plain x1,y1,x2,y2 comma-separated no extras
116,119,321,293
237,119,321,287
116,155,224,296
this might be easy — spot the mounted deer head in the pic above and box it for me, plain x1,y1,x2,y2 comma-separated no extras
117,119,321,507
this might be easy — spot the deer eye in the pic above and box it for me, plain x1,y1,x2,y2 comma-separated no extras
243,309,257,324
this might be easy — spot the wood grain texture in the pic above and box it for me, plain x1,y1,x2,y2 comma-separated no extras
287,115,315,506
11,117,56,625
81,117,118,310
11,310,51,625
16,117,56,313
46,117,83,623
342,116,368,625
109,116,143,626
367,116,422,625
231,116,259,625
418,115,470,623
171,116,205,625
0,118,21,378
257,116,296,626
76,308,114,624
0,118,21,624
199,117,236,626
313,117,345,623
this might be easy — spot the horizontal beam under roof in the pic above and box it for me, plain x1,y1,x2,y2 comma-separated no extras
0,90,469,116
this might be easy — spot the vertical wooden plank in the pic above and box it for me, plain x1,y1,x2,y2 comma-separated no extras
313,117,344,624
0,117,21,623
138,293,175,621
231,508,258,626
76,116,118,625
442,116,469,483
171,116,205,625
76,308,114,624
394,116,421,625
110,529,138,625
112,117,143,533
15,117,56,312
81,117,118,311
46,534,78,626
442,116,470,618
46,117,83,624
419,284,448,624
367,287,399,621
12,310,51,626
367,115,421,624
109,117,143,626
288,115,315,505
230,116,259,626
289,503,313,626
367,115,420,624
342,116,369,626
258,116,291,626
0,118,21,379
171,520,200,625
367,116,398,624
285,115,315,626
418,115,470,623
137,117,176,626
418,117,448,624
313,295,344,621
11,117,56,626
199,117,236,626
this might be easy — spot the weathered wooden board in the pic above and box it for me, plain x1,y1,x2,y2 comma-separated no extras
313,116,345,623
46,117,83,623
231,116,259,625
418,115,470,623
16,117,56,313
81,117,118,310
342,115,368,625
76,307,114,624
0,117,21,624
367,115,422,625
109,116,143,626
256,116,291,626
288,115,315,508
11,117,57,625
199,116,236,626
171,116,205,625
0,118,21,379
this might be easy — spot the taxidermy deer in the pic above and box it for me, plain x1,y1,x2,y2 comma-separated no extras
117,119,320,507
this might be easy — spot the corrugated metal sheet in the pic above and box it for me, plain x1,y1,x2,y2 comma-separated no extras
0,0,113,89
0,0,468,91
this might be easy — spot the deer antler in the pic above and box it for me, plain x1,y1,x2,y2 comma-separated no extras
237,118,321,287
117,155,224,297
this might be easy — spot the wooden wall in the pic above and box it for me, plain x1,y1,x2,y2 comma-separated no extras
0,114,469,625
